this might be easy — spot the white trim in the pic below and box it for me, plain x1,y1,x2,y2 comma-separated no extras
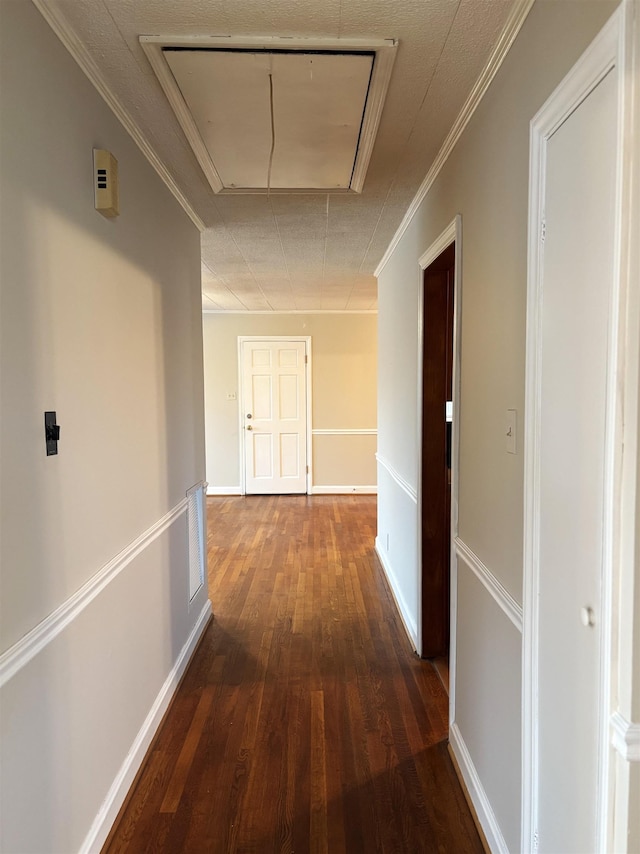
522,12,627,853
417,220,458,271
349,42,397,193
0,499,191,687
79,599,212,854
374,0,535,277
448,222,463,724
203,310,378,315
238,336,313,495
140,39,224,194
140,34,396,53
449,548,459,729
310,485,377,495
312,428,377,436
207,483,377,495
374,539,418,651
415,215,462,689
187,481,208,496
449,722,510,854
206,485,242,496
140,35,396,196
609,4,640,845
610,712,640,763
375,453,418,503
31,1,205,232
454,539,523,632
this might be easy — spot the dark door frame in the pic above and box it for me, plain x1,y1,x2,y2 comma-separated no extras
417,217,462,673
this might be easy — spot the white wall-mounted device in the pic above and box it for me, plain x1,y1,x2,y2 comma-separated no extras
93,149,119,218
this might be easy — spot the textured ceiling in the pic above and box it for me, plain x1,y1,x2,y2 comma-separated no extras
41,0,516,311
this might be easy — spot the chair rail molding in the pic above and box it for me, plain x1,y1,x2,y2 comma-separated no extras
376,453,418,503
312,428,377,435
610,712,640,762
0,491,207,687
454,538,522,632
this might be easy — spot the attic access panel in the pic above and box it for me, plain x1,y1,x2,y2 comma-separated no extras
166,50,372,191
140,36,397,194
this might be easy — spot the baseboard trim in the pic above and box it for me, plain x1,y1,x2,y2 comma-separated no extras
206,486,242,496
80,599,212,854
449,722,509,854
311,485,377,495
374,539,418,651
447,742,492,854
454,538,523,632
376,453,418,503
610,711,640,762
0,500,190,687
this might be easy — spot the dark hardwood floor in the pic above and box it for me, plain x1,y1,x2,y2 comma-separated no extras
103,495,483,853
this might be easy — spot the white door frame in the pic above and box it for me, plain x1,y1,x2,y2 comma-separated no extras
237,336,313,495
416,214,463,726
522,6,638,851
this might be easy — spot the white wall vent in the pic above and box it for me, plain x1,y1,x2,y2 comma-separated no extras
187,482,206,601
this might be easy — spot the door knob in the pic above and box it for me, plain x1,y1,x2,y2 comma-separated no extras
246,425,253,431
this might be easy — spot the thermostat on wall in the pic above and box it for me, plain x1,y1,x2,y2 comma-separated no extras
93,149,119,218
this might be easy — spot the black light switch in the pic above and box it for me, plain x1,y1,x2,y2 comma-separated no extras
45,411,60,456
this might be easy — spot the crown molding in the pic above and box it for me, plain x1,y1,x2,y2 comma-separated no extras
31,0,206,232
374,0,535,277
202,309,377,315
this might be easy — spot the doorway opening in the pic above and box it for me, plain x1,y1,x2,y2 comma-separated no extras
420,240,456,686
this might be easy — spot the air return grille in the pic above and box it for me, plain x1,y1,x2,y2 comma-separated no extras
187,483,206,601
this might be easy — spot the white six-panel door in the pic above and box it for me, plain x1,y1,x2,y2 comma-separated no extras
241,339,308,494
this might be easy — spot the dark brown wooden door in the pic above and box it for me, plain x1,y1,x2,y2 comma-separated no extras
421,243,455,658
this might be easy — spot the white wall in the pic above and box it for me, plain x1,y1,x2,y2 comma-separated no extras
202,312,377,493
376,1,622,850
0,4,208,851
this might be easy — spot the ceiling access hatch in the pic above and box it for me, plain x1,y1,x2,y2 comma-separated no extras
166,50,373,191
140,36,397,194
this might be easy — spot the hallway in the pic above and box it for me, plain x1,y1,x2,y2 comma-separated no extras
104,496,483,853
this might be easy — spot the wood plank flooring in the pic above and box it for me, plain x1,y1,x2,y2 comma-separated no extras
103,495,483,853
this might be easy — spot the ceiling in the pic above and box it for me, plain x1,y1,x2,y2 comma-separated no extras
39,0,518,312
